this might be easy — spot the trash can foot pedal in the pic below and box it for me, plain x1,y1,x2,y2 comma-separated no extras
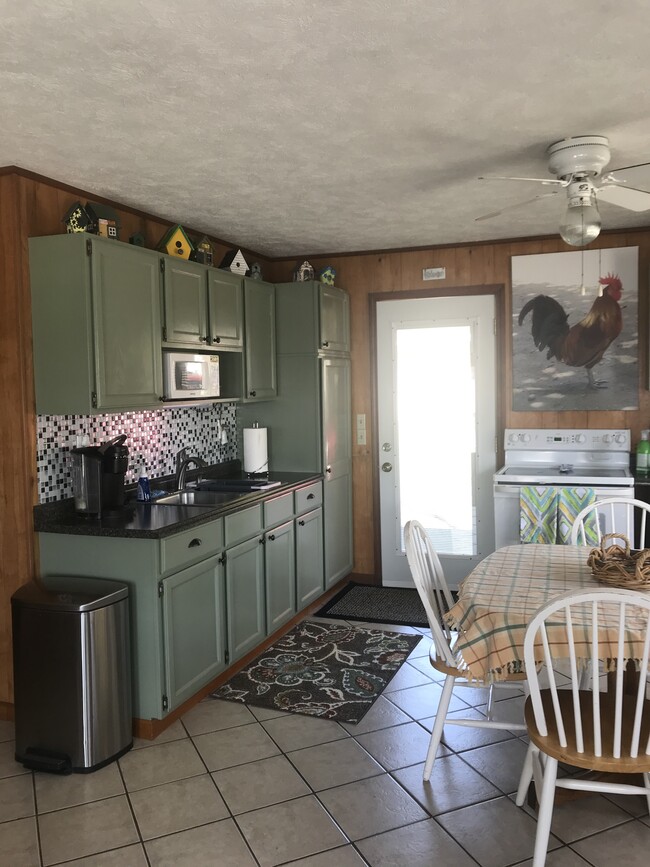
20,748,72,774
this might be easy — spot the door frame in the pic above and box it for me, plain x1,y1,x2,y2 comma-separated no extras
369,284,506,582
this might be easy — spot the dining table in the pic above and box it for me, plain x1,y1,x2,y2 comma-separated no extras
444,543,650,684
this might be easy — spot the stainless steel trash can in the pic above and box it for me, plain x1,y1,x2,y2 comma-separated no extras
12,576,132,773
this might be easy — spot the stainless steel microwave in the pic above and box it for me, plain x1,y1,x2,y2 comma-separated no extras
162,351,220,401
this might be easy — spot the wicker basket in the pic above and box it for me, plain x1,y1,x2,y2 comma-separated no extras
587,533,650,589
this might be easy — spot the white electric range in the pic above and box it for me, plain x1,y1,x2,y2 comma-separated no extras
493,429,634,548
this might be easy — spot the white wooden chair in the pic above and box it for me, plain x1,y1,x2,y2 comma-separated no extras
570,497,650,547
518,587,650,867
403,520,527,781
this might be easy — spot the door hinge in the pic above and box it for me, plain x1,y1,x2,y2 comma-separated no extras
158,581,164,597
225,649,230,664
159,258,165,273
162,694,168,711
218,552,227,566
162,325,167,342
91,391,97,408
86,239,92,257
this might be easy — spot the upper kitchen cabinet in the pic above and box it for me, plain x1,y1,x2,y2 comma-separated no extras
30,234,164,414
242,277,277,401
162,259,243,351
275,281,350,355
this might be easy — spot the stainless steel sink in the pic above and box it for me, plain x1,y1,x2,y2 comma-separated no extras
153,490,249,507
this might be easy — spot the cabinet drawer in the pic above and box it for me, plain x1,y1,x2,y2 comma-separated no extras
295,482,322,515
264,492,294,528
224,504,263,547
160,519,223,575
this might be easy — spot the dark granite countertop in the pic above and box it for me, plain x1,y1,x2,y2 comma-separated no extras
34,471,322,540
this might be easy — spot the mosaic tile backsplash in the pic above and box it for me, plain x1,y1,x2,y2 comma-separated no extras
36,403,238,502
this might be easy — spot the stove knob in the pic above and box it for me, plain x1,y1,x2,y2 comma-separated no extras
602,434,612,444
521,433,531,444
614,433,626,445
575,433,586,444
507,432,519,445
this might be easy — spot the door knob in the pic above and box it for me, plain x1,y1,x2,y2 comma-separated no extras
382,442,392,452
381,462,393,473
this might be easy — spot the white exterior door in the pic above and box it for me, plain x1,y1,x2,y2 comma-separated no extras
377,295,497,588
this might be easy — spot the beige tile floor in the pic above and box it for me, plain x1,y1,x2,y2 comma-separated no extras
1,620,649,867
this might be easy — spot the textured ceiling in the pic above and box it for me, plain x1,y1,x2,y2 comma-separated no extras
3,1,650,256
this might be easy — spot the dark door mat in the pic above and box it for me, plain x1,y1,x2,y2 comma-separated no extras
314,581,430,628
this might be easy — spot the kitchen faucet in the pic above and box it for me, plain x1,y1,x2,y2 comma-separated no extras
175,448,208,490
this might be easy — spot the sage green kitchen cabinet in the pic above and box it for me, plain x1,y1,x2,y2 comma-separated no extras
161,555,226,711
225,535,266,661
320,284,350,353
264,520,296,631
30,233,164,414
162,259,244,351
243,278,277,401
274,280,350,356
296,507,324,607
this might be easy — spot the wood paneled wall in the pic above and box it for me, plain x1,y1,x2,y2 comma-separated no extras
268,231,650,576
0,169,272,712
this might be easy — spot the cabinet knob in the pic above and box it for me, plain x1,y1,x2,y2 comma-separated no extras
159,396,166,402
298,520,305,526
249,390,257,397
188,538,202,548
268,534,275,541
322,341,330,348
200,336,208,343
214,336,221,344
259,537,265,545
326,466,332,474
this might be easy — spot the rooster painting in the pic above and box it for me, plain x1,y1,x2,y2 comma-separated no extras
511,247,638,412
518,273,623,390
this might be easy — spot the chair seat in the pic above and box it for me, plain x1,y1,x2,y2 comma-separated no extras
525,689,650,773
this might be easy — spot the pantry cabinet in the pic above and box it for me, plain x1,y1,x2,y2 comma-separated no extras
30,234,164,414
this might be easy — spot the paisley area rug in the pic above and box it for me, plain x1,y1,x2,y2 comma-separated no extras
211,620,422,724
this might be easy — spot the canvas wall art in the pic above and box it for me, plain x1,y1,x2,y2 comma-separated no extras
512,247,638,411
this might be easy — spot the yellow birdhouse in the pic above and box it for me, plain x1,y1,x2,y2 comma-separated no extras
158,225,194,260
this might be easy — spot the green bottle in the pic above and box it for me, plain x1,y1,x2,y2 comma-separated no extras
636,430,650,475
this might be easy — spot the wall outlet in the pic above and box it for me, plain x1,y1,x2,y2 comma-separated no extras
356,413,366,445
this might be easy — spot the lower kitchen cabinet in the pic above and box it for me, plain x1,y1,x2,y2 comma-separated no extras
225,534,266,662
296,507,324,607
161,555,226,712
265,520,296,632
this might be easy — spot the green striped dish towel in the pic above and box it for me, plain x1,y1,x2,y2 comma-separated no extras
557,487,598,544
520,486,558,544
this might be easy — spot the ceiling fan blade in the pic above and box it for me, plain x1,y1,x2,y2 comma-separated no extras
604,161,650,190
596,183,650,212
478,176,567,186
474,191,560,222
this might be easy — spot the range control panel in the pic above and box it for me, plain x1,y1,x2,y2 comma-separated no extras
504,429,630,451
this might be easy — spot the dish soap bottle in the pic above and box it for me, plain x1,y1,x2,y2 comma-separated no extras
637,431,650,475
137,467,151,502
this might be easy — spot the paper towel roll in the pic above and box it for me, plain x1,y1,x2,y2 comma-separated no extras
243,427,268,474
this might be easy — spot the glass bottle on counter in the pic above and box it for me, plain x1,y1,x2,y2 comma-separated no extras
636,430,650,475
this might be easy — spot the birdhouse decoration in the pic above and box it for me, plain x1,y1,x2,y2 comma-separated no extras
319,265,336,286
250,262,263,280
219,248,249,275
63,202,93,234
158,225,194,260
192,236,214,266
85,203,121,239
129,233,146,247
294,261,314,282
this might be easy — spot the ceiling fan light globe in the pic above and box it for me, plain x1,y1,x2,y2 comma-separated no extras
559,203,602,246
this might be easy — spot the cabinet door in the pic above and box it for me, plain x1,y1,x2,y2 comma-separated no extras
91,241,164,409
161,555,226,712
226,535,266,661
296,508,324,608
265,520,296,632
208,270,244,349
320,285,350,353
324,470,353,587
162,258,209,347
243,279,277,401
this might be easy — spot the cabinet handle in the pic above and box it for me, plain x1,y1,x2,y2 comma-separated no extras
188,538,202,548
249,390,257,397
268,534,275,541
307,493,315,499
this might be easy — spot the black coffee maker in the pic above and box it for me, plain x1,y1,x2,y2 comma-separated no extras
71,435,129,517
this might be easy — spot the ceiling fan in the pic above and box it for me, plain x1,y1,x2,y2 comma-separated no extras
476,135,650,246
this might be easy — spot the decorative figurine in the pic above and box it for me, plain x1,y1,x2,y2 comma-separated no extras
129,233,146,247
158,225,194,260
192,235,214,266
319,265,336,285
294,261,314,282
250,262,263,280
219,248,249,275
85,202,121,239
63,201,92,234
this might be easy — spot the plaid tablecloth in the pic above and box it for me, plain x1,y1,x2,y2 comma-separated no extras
444,545,650,682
